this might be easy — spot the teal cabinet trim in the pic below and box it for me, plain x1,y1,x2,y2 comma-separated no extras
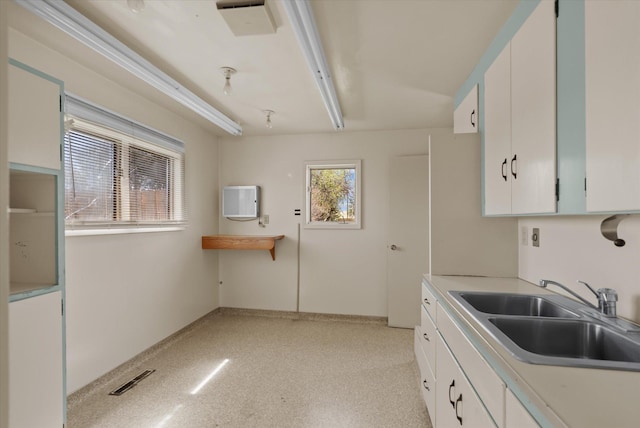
454,0,540,109
8,285,61,303
8,58,64,87
557,0,586,214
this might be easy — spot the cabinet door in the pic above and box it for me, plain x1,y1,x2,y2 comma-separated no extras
436,334,496,428
585,1,640,212
454,85,478,134
415,327,436,426
9,291,63,428
505,389,540,428
510,0,557,215
437,305,505,427
8,63,61,170
484,43,512,215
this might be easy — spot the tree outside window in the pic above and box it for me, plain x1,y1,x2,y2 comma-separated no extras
305,160,361,229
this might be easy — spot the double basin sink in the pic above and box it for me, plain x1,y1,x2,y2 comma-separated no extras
448,291,640,371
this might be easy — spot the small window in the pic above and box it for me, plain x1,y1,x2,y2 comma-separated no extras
64,94,186,231
305,160,361,229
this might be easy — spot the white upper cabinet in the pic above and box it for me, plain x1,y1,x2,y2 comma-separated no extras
8,63,62,170
484,43,512,216
585,1,640,212
510,0,556,215
454,84,478,134
483,0,556,215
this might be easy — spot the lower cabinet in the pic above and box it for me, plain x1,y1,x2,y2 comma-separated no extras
9,291,64,428
436,334,496,428
414,327,436,425
415,279,540,427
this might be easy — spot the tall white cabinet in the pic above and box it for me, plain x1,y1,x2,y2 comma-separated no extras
8,59,65,428
584,1,640,212
483,0,556,215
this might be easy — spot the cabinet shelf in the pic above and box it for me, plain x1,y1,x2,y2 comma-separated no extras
201,234,285,260
10,282,58,298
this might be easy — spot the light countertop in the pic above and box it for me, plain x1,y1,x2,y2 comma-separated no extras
425,274,640,428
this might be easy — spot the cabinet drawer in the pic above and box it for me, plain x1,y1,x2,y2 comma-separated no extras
437,303,505,427
415,327,436,425
421,279,437,320
420,304,436,370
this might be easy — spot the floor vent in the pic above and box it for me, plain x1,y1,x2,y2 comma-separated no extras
108,369,156,396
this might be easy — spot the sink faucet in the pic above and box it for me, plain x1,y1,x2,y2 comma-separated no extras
538,279,618,317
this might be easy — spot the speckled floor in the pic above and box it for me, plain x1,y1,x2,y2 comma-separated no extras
67,310,431,428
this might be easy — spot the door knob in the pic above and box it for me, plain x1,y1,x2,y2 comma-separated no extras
390,244,398,251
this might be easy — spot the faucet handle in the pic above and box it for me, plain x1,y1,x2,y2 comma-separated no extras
577,280,599,298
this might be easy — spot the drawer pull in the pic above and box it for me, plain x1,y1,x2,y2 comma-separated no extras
423,332,430,342
423,379,430,391
448,379,456,408
455,393,463,425
424,298,431,305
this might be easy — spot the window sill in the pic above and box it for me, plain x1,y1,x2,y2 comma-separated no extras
65,226,186,237
304,223,361,230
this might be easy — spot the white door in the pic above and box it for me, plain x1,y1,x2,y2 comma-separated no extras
387,155,429,328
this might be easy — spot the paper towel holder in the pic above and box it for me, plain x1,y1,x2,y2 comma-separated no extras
600,214,630,247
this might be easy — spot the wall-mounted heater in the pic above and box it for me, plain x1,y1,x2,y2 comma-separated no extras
223,186,260,219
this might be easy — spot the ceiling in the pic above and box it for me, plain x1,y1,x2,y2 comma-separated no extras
7,0,518,137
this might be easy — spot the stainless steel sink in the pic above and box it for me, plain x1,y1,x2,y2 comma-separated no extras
452,291,579,318
448,290,640,371
488,318,640,367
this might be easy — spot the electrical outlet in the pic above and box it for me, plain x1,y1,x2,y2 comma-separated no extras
262,214,269,225
521,226,528,246
532,228,540,247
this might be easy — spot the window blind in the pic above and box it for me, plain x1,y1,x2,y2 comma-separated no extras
64,93,186,229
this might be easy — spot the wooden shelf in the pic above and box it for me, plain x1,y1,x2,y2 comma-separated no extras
201,235,285,260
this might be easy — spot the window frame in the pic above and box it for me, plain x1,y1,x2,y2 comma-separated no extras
63,94,186,234
304,159,361,230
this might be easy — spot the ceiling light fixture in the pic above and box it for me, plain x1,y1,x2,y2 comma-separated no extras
282,0,344,130
264,110,274,129
220,67,236,96
15,0,243,136
126,0,145,14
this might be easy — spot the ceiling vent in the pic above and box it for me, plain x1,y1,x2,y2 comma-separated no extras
217,0,276,36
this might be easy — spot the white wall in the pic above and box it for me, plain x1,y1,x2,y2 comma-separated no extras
9,30,221,393
430,132,518,277
0,1,10,426
218,129,429,317
519,215,640,323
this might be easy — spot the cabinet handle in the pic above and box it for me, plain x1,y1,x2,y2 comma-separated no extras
423,332,430,342
501,158,507,181
470,109,476,128
455,393,463,425
423,298,430,306
511,154,517,179
423,379,430,391
448,379,456,408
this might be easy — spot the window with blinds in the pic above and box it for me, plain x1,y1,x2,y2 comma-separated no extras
64,94,186,230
